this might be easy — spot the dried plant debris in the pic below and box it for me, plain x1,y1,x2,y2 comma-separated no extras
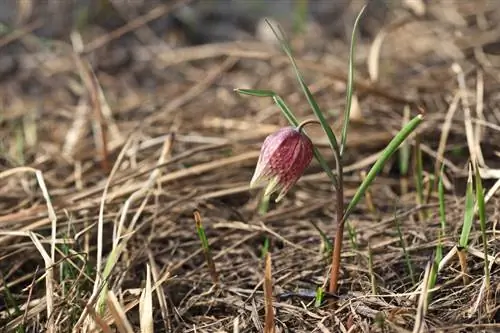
0,1,499,332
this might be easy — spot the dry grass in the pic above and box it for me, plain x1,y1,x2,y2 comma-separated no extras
1,1,500,332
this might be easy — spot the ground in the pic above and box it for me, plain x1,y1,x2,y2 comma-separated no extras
0,1,499,332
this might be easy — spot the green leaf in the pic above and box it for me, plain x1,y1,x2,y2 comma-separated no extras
395,214,416,285
343,114,423,221
438,165,447,234
459,165,475,248
235,89,276,98
340,5,366,156
263,20,340,157
314,286,324,308
398,106,411,176
474,162,489,284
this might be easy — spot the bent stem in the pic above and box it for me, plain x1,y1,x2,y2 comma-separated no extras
329,142,344,294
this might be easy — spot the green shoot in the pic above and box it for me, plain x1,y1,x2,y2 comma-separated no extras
474,162,490,287
427,167,447,305
399,106,411,194
367,244,377,295
346,222,358,251
438,166,447,234
1,273,23,326
398,106,411,177
414,135,425,221
261,237,270,260
194,210,219,285
344,115,424,221
395,215,416,285
308,220,332,255
314,286,324,308
457,165,475,285
459,166,475,248
340,5,367,156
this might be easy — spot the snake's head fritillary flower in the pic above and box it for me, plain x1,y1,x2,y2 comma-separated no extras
250,126,314,202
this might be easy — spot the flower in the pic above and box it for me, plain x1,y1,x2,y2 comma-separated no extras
250,126,314,202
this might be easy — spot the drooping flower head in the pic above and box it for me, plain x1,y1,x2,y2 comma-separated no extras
250,125,314,202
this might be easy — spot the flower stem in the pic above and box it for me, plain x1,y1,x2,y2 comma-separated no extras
296,118,345,295
296,119,320,133
329,144,344,295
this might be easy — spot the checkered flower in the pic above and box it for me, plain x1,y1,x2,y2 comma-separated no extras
250,126,314,202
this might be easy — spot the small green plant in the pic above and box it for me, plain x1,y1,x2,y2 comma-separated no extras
427,167,447,306
261,237,270,259
236,5,424,296
194,210,219,285
414,135,426,222
457,165,475,285
474,163,490,287
395,214,416,285
314,286,324,308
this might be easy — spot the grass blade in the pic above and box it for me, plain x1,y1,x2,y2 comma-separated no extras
314,287,324,308
427,167,447,305
414,134,426,221
459,165,475,248
340,5,366,156
474,162,489,286
438,166,447,234
344,114,424,221
367,244,377,295
308,220,332,254
395,215,416,285
458,164,474,285
194,210,219,285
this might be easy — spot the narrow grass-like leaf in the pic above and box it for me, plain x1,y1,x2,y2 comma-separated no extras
459,166,475,248
235,88,337,186
367,244,377,294
340,5,366,156
346,222,358,251
194,210,219,285
264,21,340,156
261,237,270,259
308,220,332,254
344,114,423,221
414,135,424,205
438,166,447,234
235,89,276,98
427,247,441,308
314,286,324,308
398,106,411,177
474,162,490,286
414,135,426,221
457,165,474,285
1,273,22,319
428,167,447,305
395,215,416,285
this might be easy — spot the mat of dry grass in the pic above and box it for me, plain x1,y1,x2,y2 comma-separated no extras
1,1,500,332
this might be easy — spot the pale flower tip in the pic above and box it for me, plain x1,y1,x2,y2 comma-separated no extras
263,176,280,198
274,191,286,203
250,166,265,188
